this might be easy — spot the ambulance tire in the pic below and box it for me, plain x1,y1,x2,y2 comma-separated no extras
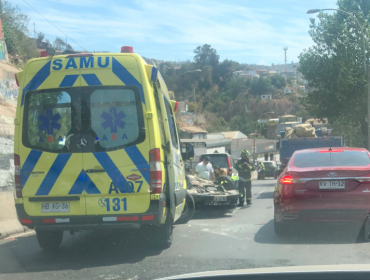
36,230,63,251
176,193,195,224
156,212,173,249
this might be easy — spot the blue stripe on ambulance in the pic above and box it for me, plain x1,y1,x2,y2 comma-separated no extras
35,154,72,196
59,74,79,87
93,152,128,193
68,170,101,195
21,150,43,189
124,146,150,184
81,74,102,86
112,57,145,104
21,61,51,106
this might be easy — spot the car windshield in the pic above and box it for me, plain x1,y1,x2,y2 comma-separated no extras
5,0,370,279
201,155,229,168
293,151,370,168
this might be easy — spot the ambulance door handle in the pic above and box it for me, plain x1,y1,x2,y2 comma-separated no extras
86,169,106,173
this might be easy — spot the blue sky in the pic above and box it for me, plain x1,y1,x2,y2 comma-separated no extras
13,0,338,65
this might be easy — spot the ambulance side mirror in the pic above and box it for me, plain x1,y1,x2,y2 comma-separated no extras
181,142,194,161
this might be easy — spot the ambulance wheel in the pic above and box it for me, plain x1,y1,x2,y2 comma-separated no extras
176,193,195,224
156,212,173,249
36,230,63,251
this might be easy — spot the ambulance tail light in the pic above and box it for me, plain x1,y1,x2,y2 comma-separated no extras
121,46,134,53
14,154,22,198
150,148,162,194
174,101,179,112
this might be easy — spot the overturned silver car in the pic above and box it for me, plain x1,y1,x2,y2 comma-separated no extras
186,175,239,209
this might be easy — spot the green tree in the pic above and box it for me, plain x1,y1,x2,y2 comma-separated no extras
37,32,45,41
270,74,286,89
287,76,295,86
250,77,271,95
298,0,369,146
1,0,29,55
54,36,66,51
193,44,219,70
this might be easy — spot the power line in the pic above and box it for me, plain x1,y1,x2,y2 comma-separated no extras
22,0,87,51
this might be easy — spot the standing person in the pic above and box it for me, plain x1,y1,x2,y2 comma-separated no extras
235,150,255,206
259,161,265,180
195,156,215,181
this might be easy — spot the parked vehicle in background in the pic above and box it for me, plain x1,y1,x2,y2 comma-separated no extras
279,136,343,165
274,147,370,241
263,161,278,178
274,163,286,179
199,153,238,179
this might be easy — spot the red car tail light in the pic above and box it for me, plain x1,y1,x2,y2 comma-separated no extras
280,175,293,185
149,148,162,194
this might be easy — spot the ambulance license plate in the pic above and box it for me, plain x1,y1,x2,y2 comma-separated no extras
41,203,70,213
213,196,227,202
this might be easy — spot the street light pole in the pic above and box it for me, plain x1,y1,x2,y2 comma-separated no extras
193,86,196,117
307,8,370,149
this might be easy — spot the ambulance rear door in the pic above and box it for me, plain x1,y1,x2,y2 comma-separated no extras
79,55,151,216
20,59,85,216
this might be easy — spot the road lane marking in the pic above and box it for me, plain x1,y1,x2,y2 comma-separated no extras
256,189,266,196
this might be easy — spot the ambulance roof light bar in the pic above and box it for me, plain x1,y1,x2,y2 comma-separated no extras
121,46,134,53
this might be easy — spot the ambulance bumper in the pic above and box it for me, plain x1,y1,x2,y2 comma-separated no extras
15,197,166,231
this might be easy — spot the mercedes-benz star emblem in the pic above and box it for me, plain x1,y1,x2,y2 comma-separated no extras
327,172,337,177
77,138,88,149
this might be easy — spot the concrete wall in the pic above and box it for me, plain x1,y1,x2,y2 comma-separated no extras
0,137,14,192
0,37,24,238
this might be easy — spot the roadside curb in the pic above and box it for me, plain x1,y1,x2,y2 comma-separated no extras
0,192,25,240
0,220,26,240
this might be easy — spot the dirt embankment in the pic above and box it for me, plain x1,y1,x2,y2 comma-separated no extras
0,61,18,138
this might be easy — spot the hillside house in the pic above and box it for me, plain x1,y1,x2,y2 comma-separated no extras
283,87,293,94
180,126,208,139
261,94,272,100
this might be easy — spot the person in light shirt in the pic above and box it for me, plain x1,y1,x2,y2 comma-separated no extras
195,156,215,181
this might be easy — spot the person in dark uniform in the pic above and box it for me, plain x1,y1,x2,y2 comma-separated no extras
235,150,255,206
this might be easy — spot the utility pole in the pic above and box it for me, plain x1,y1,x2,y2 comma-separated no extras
193,86,196,117
33,23,36,39
283,47,288,71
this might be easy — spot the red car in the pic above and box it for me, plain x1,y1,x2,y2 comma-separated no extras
274,147,370,238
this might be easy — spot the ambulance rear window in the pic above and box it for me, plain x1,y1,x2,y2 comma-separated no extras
23,86,144,153
23,90,72,151
90,88,141,150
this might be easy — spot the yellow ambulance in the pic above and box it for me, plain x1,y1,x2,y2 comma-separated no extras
13,46,194,250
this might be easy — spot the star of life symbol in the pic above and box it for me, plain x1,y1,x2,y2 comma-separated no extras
38,109,61,135
101,107,126,133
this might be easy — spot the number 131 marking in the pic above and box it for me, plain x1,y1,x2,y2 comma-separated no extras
104,198,127,212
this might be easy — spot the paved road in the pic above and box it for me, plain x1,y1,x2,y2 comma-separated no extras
2,179,370,280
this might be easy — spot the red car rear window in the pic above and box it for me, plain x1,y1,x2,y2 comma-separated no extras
292,151,370,168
